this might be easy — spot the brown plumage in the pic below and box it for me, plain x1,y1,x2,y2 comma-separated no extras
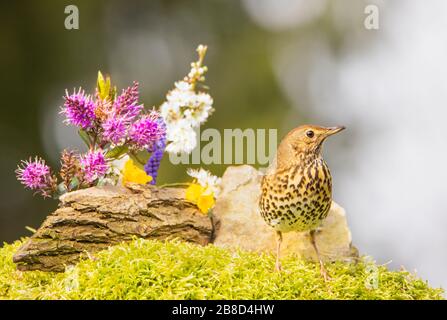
259,125,345,280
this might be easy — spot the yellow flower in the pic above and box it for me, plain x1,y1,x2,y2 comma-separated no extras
197,193,215,214
185,183,204,202
121,159,152,186
185,183,215,214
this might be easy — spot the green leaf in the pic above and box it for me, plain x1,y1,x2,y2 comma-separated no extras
97,71,105,94
57,182,68,195
69,176,80,190
78,129,91,147
105,145,128,159
96,178,107,187
129,151,149,170
111,85,117,101
136,150,150,163
97,71,111,100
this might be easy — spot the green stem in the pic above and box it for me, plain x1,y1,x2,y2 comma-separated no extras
159,182,191,188
91,132,98,151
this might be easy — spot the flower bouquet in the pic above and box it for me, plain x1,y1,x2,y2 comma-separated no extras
16,45,220,215
13,45,223,271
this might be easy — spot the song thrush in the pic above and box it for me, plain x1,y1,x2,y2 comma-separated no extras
259,125,345,281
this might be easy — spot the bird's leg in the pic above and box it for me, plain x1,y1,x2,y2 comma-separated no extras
310,230,331,281
275,231,282,272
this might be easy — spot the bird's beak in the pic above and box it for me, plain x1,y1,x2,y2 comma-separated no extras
324,126,346,137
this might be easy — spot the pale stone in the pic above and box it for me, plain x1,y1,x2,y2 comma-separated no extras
213,165,358,261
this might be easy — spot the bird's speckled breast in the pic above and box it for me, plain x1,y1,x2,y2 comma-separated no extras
259,157,332,232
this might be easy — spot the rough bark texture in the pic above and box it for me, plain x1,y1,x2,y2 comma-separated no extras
13,183,214,272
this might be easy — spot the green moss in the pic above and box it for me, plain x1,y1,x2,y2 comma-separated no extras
0,239,443,300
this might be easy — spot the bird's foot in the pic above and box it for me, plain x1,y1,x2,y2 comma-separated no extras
320,264,332,282
274,261,282,272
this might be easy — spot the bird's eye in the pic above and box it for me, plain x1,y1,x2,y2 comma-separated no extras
306,130,314,138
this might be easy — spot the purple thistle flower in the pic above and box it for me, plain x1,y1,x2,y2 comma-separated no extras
129,111,165,150
113,82,143,120
80,150,108,183
61,89,96,130
102,115,128,145
16,157,52,190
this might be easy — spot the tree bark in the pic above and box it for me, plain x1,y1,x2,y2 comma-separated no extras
13,183,215,272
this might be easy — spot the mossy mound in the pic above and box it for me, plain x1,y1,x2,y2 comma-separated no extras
0,239,443,300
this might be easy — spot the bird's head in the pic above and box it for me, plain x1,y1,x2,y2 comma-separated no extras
275,125,345,168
